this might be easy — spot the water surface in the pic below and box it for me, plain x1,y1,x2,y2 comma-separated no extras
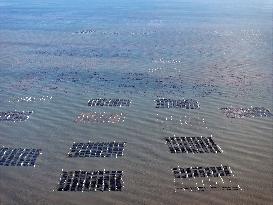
0,0,272,205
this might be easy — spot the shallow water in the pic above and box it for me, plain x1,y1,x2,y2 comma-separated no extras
0,0,272,205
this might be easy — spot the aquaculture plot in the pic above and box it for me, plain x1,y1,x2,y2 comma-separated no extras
155,99,199,109
68,142,126,158
0,111,33,122
75,112,125,124
220,107,273,118
56,170,123,192
173,166,242,192
165,136,222,154
73,29,157,36
156,114,209,130
212,63,271,98
74,29,96,34
7,69,187,96
7,69,92,93
0,147,41,167
155,114,213,136
88,99,130,107
117,72,185,96
9,78,40,92
173,166,232,178
8,96,52,103
147,67,164,73
34,47,138,59
192,82,223,97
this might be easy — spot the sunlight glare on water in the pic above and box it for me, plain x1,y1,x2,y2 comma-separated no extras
0,0,272,205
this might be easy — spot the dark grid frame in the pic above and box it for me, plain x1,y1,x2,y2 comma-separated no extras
88,98,131,107
8,96,53,103
165,136,222,154
0,147,41,167
172,166,232,179
172,165,242,192
56,170,123,192
220,107,273,118
155,99,200,109
74,112,125,124
175,185,241,192
0,111,33,122
68,142,126,158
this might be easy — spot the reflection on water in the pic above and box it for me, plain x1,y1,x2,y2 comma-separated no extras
0,0,272,205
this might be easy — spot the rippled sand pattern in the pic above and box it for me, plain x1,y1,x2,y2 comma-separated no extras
0,0,272,205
